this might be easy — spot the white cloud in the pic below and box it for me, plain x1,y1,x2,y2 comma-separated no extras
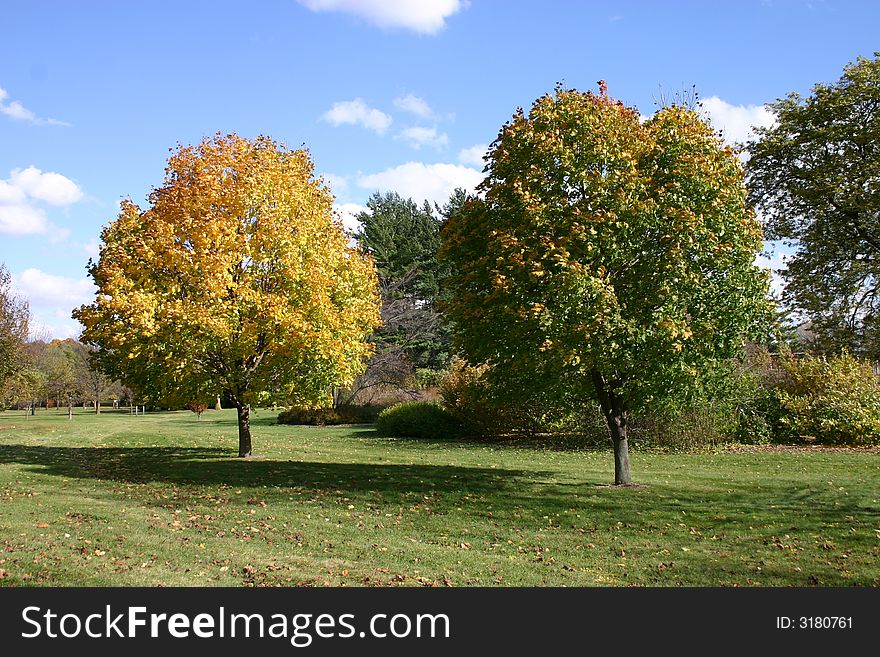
298,0,469,34
320,173,349,196
321,98,392,134
336,202,367,233
701,96,776,146
0,179,27,204
0,86,70,126
394,93,433,118
755,247,789,298
0,166,84,236
398,126,449,150
0,204,50,236
457,144,487,167
9,166,83,205
11,267,93,339
357,161,482,206
13,268,95,308
82,240,100,258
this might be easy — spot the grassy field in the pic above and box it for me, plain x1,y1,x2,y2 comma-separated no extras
0,407,878,587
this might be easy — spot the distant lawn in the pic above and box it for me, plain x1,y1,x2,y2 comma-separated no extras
0,408,877,587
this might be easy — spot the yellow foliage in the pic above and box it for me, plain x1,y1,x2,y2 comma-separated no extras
74,133,381,408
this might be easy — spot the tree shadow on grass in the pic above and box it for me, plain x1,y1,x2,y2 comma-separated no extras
0,444,541,499
348,428,613,453
1,443,874,525
2,444,877,584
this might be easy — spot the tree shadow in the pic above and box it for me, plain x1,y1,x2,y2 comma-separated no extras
0,444,542,499
349,428,612,453
1,443,876,584
1,443,873,525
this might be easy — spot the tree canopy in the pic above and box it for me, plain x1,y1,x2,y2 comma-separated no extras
352,191,454,389
75,133,381,455
37,339,87,417
441,84,771,484
0,263,29,390
356,191,444,304
747,53,880,356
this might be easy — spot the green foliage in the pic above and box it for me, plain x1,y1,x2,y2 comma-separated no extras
356,191,444,303
438,361,520,436
440,84,771,481
442,85,770,412
439,360,531,436
355,191,452,371
375,401,463,440
37,339,86,407
747,53,880,356
1,367,45,411
411,367,447,389
438,360,600,438
774,352,880,445
0,263,29,389
277,404,382,426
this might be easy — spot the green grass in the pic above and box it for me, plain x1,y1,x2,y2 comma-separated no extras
0,407,878,587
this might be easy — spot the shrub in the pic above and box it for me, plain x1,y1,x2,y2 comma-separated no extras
622,351,778,449
774,352,880,445
439,359,605,438
188,401,208,420
278,407,341,425
277,405,382,426
438,361,514,436
412,367,447,390
375,401,463,440
630,403,734,450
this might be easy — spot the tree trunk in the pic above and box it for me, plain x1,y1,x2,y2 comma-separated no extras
236,403,252,457
215,395,222,411
68,398,72,420
95,399,100,415
608,411,631,485
592,370,632,485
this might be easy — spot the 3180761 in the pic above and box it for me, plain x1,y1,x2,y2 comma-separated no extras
777,617,853,629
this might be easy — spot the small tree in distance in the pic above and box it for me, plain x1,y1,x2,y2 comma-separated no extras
440,83,771,484
188,401,209,420
75,133,381,456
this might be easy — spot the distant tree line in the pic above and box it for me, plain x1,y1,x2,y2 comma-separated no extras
0,332,124,417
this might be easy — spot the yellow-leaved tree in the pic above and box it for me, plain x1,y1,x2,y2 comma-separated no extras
74,134,381,456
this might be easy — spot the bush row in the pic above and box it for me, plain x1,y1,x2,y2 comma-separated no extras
279,351,880,447
277,404,383,426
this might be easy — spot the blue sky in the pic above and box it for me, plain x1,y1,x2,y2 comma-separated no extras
1,0,878,338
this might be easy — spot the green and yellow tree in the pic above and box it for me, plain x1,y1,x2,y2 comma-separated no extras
440,84,771,484
75,134,381,456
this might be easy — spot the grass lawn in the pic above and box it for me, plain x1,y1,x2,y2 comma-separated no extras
0,407,878,587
